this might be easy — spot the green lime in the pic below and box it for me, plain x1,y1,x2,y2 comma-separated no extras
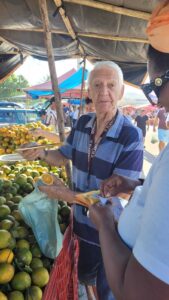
8,291,24,300
11,271,31,291
31,267,49,287
16,248,32,266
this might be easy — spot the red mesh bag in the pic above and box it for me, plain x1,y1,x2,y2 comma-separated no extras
43,218,79,300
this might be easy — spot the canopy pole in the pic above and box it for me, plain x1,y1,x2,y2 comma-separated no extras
80,57,86,115
39,0,72,187
38,0,65,141
64,0,150,20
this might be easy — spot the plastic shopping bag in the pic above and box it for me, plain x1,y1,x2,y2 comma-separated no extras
18,185,63,259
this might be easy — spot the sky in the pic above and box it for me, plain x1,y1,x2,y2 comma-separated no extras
15,56,93,85
15,56,148,106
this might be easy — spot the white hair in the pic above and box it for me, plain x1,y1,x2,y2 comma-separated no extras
88,61,124,86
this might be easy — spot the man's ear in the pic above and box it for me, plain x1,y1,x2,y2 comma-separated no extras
118,84,125,101
88,87,92,99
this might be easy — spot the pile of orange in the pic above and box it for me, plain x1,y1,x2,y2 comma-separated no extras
0,122,51,154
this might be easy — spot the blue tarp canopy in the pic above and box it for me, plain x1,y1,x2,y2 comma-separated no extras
26,68,88,99
68,99,85,105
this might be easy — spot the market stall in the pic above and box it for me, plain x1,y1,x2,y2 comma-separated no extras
0,1,159,299
24,67,88,99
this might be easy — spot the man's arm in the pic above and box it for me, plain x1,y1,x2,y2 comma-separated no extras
19,148,68,167
31,129,60,143
40,149,68,166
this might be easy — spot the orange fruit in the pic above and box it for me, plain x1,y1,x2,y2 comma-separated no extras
0,249,14,263
0,291,7,300
41,173,53,185
0,263,15,284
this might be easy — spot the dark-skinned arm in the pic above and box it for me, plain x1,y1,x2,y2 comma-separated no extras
89,204,169,300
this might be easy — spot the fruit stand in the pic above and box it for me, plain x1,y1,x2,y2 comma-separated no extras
0,122,71,299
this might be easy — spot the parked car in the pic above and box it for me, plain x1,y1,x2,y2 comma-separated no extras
0,108,40,126
31,99,50,111
0,101,24,108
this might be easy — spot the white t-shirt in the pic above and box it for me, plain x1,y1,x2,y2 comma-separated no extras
118,144,169,284
46,108,58,131
72,109,79,120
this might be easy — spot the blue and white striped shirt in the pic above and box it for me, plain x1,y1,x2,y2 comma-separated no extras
59,111,143,245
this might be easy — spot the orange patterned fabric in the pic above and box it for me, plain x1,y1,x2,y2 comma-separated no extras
146,0,169,53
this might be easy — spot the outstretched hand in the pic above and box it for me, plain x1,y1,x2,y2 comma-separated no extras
17,142,45,161
100,174,139,198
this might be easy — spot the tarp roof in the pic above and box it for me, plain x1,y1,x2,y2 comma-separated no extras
0,0,159,85
24,67,88,99
25,68,76,91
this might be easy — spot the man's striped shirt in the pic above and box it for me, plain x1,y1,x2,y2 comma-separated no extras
59,111,143,245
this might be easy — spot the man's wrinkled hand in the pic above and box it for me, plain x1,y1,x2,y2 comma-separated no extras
17,142,45,161
38,179,73,204
39,184,66,200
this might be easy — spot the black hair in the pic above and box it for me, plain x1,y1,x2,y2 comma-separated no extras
39,109,46,117
50,96,55,103
147,45,169,73
85,97,92,105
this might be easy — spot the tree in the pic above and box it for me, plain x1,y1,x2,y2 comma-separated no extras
0,74,29,99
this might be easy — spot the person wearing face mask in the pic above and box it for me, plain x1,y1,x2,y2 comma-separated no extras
19,61,143,300
89,2,169,299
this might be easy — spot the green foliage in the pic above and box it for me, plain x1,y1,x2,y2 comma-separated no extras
0,74,29,99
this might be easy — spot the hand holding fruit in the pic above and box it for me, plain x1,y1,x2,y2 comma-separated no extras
39,174,75,204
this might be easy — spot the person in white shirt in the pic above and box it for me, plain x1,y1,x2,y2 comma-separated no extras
89,43,169,300
72,105,79,126
45,97,58,132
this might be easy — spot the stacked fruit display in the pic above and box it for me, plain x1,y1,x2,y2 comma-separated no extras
0,161,70,299
0,122,51,155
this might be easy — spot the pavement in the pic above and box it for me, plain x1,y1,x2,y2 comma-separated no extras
142,126,159,177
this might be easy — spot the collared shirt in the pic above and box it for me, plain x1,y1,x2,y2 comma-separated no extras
59,111,143,245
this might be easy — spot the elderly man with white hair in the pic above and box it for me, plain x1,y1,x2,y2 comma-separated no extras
20,61,143,299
